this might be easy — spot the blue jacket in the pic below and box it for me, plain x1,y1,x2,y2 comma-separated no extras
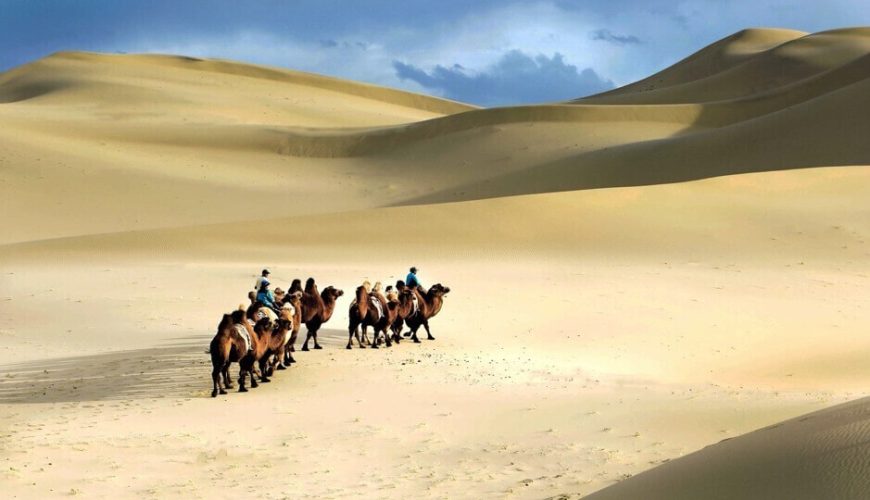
406,272,420,288
257,289,277,309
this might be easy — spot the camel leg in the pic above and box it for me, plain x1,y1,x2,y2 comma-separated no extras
238,364,248,393
354,326,365,348
287,331,298,363
275,348,287,370
313,328,323,349
424,320,435,340
223,364,233,389
259,358,271,383
411,325,422,343
301,329,311,351
211,365,222,397
252,363,263,386
383,328,393,347
367,325,379,349
347,321,357,350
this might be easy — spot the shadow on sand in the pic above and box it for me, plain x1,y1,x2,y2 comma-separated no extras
0,336,212,403
0,328,356,404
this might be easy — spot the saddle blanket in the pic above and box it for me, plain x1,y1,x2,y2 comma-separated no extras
369,296,384,319
233,323,252,352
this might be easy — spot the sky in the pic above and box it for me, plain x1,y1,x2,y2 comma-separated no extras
1,0,868,106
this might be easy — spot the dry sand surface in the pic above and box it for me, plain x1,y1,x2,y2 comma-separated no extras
1,27,869,498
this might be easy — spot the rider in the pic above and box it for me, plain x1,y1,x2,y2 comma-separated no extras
406,267,423,291
254,268,271,292
256,279,280,313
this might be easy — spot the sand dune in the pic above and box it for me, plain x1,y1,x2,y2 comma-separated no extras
3,28,869,245
2,27,870,499
582,28,870,104
586,397,870,500
582,28,808,100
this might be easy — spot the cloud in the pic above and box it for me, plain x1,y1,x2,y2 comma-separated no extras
393,50,614,106
319,39,338,48
591,29,642,45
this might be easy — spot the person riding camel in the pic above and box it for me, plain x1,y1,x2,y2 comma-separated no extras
254,268,271,292
406,267,423,292
256,279,280,314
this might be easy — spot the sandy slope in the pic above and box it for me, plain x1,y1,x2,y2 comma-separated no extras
1,27,870,499
586,396,870,500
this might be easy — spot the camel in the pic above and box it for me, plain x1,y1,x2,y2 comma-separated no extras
239,313,273,390
209,308,270,397
209,312,242,397
260,317,293,378
278,291,304,366
389,287,416,344
346,286,369,349
348,283,401,349
299,278,344,351
403,283,451,343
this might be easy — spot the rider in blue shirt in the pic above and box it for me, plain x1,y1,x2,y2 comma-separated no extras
256,279,279,312
406,267,422,290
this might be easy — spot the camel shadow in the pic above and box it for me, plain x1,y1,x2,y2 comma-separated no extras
0,326,420,404
306,327,424,348
0,336,212,403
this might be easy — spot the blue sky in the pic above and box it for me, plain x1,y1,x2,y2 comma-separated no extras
1,0,868,106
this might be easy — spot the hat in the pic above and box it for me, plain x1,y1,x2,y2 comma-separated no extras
274,287,285,295
262,268,271,275
410,266,417,273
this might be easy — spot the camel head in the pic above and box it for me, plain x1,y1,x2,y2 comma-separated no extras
322,286,344,301
430,283,451,297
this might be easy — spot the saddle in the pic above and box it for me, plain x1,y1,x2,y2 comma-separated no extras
233,323,253,352
255,307,277,323
369,296,384,319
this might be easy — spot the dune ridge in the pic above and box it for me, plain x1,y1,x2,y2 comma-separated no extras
0,51,475,114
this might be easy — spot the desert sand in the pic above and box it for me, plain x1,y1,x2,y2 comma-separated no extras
1,27,869,498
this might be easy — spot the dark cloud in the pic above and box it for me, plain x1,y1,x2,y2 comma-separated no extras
319,39,338,48
591,29,642,45
393,50,614,106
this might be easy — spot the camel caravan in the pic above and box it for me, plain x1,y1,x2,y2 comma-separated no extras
209,268,450,398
